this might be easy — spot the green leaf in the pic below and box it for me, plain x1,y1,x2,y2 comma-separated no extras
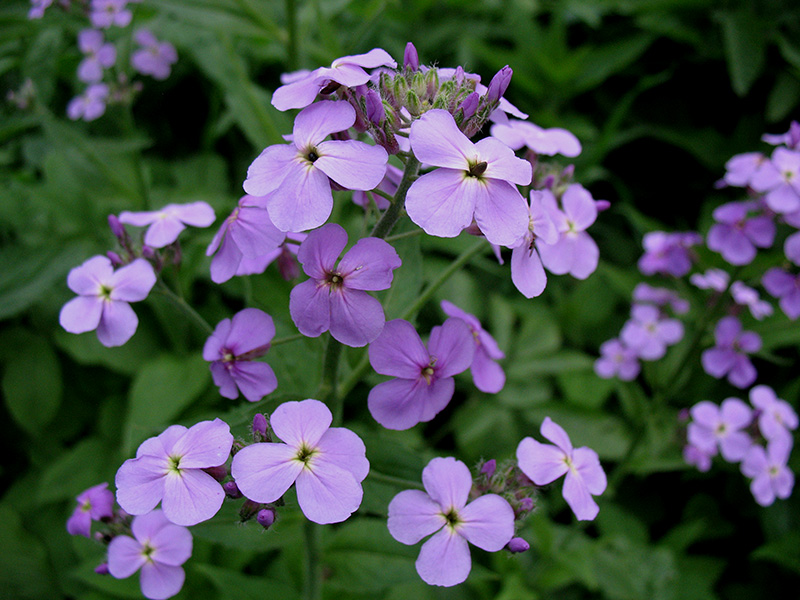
193,564,300,600
717,9,767,96
0,504,54,599
36,438,110,505
123,354,211,453
382,230,423,321
752,531,800,575
767,72,800,123
53,325,162,376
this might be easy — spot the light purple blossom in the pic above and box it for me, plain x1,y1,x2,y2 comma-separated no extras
90,0,133,29
289,223,400,347
741,438,795,506
118,201,215,248
490,118,582,157
28,0,53,19
508,189,559,298
762,268,800,319
77,29,117,83
352,164,402,210
620,304,684,360
67,83,109,121
231,399,369,524
700,316,761,388
730,281,773,320
750,147,800,213
59,256,156,347
66,482,114,537
638,231,702,277
516,417,607,521
683,443,715,472
762,121,800,150
687,398,753,463
131,29,178,81
440,300,505,393
785,230,800,265
632,283,690,314
723,152,766,188
368,318,474,430
405,109,531,246
203,309,277,402
244,101,388,232
107,509,192,600
690,268,730,292
271,48,396,111
115,419,233,526
707,201,775,265
594,338,640,381
749,385,798,444
387,457,515,587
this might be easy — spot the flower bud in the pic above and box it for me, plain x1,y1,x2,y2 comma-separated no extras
365,89,385,125
252,413,268,439
203,465,228,482
406,89,421,116
95,562,110,575
506,537,530,553
518,497,534,512
239,499,262,522
223,481,242,499
403,42,419,71
480,459,496,478
276,246,301,280
257,508,276,529
108,214,125,238
595,199,611,212
106,251,123,267
457,92,479,122
487,65,512,104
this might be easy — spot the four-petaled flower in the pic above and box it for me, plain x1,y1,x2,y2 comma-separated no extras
118,201,215,248
66,482,115,538
687,398,753,463
740,438,795,507
700,316,761,388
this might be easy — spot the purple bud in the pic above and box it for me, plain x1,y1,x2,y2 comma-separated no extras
252,413,268,438
365,89,385,125
106,251,123,266
561,164,575,181
480,459,496,478
458,92,479,121
453,66,465,86
403,42,419,71
595,199,611,212
203,465,228,482
223,481,242,499
141,245,155,259
506,537,530,553
518,497,534,512
277,246,301,280
94,562,110,575
239,499,262,522
256,508,276,529
108,214,125,238
487,65,512,104
678,408,690,422
543,174,555,190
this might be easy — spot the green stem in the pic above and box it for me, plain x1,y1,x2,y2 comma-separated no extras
317,335,344,423
370,156,420,239
271,333,305,346
385,229,424,243
369,470,425,490
153,282,214,335
303,520,322,600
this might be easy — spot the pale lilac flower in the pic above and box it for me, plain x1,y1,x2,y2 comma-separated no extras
115,419,233,526
730,281,773,320
244,101,388,232
762,268,800,319
90,0,132,29
723,152,766,188
490,119,581,157
594,338,640,381
750,385,798,444
231,399,369,524
352,164,401,210
67,83,109,121
203,309,277,402
60,256,156,347
28,0,53,19
690,268,730,292
368,318,474,430
205,195,287,284
620,304,684,360
741,438,795,506
440,300,505,393
785,230,800,265
701,316,761,388
118,201,215,248
66,482,114,537
638,231,701,277
131,30,178,81
517,417,607,521
707,201,775,265
405,109,531,246
687,398,753,462
387,457,515,587
77,29,117,83
107,509,192,600
683,443,715,472
289,223,400,347
762,121,800,150
632,282,690,314
271,48,396,111
508,189,558,298
235,232,305,279
750,147,800,213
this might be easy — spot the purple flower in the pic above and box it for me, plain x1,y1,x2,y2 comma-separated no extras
77,29,116,83
67,83,109,121
118,201,215,248
387,457,515,587
28,0,53,19
244,101,388,232
440,300,505,393
231,399,369,524
405,109,531,246
707,201,775,265
741,438,795,506
762,268,800,319
90,0,132,29
516,417,607,521
289,223,400,347
508,189,559,298
786,230,800,265
131,29,178,81
701,316,761,388
687,398,753,463
107,509,192,600
638,231,701,277
723,152,766,188
632,283,689,314
60,256,156,347
271,48,396,111
368,318,474,430
115,419,233,526
594,338,640,381
730,281,773,320
352,164,401,211
690,268,730,292
203,309,277,402
683,443,715,472
205,195,287,284
620,304,684,360
751,147,800,213
762,121,800,150
66,482,114,537
490,118,582,157
750,385,798,444
536,184,599,280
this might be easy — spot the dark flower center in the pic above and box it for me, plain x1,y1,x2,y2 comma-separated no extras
443,507,460,528
307,150,319,162
421,356,438,385
467,161,488,178
296,443,317,465
326,271,344,290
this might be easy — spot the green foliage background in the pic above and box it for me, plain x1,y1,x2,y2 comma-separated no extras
1,0,799,598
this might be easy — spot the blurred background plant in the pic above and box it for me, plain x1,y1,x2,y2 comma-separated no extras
1,0,799,598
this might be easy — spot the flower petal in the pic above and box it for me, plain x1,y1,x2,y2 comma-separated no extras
405,169,476,238
271,399,332,448
293,100,356,149
297,223,348,279
338,237,401,291
316,427,369,482
139,561,186,600
388,489,445,544
410,109,474,169
428,318,474,378
161,469,225,526
295,461,363,524
368,319,429,378
315,140,388,191
458,494,515,551
171,419,233,469
59,295,104,334
289,279,331,338
231,442,303,503
329,288,385,347
472,178,528,246
107,535,146,579
108,259,157,302
96,300,138,347
516,437,568,485
422,457,472,511
415,527,471,587
227,308,275,355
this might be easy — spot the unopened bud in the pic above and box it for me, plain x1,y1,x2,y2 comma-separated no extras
506,537,530,553
224,481,242,499
560,164,575,181
203,465,228,482
487,65,512,104
403,42,419,71
276,246,301,280
365,89,385,125
458,92,479,122
239,499,262,522
406,89,421,116
252,413,268,439
95,562,110,575
141,245,156,259
108,214,125,238
257,508,276,529
518,497,534,512
595,199,611,212
480,459,496,478
106,251,123,267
